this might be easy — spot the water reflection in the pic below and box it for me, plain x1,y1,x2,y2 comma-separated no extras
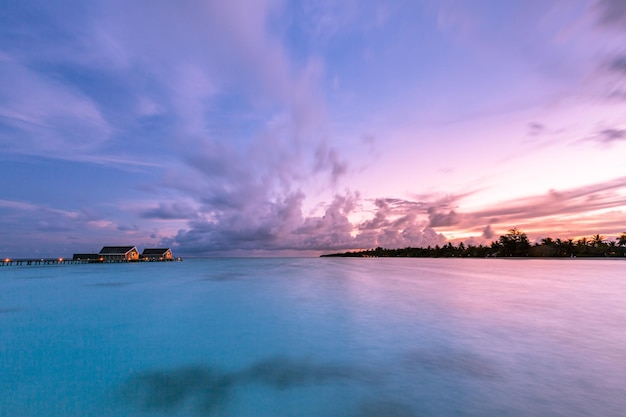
202,272,245,282
88,282,130,287
402,349,500,378
354,400,421,417
0,307,22,314
121,366,234,413
4,258,626,417
243,356,373,388
120,356,380,415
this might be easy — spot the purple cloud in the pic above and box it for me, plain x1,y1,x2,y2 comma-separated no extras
3,0,626,258
0,56,111,155
595,128,626,143
482,225,494,239
596,0,626,28
164,187,453,254
0,198,157,257
141,203,199,220
527,122,545,137
313,142,348,184
609,56,626,73
428,207,460,227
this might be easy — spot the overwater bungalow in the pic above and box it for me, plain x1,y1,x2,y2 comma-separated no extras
99,246,140,261
141,248,173,261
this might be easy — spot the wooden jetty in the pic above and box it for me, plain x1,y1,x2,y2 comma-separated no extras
2,245,181,267
2,258,87,266
1,257,182,267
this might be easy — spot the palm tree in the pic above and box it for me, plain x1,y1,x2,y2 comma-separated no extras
499,228,530,256
617,233,626,257
591,234,605,247
576,237,590,256
589,234,608,256
555,238,564,256
563,239,575,257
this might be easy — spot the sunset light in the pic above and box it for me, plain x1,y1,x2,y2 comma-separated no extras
1,0,625,257
3,2,626,415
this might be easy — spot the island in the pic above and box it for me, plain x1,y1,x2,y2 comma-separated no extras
321,229,626,258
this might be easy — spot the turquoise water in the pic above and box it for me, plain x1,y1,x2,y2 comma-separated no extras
1,258,625,416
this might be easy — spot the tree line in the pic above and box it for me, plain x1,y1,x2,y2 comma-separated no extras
321,229,626,258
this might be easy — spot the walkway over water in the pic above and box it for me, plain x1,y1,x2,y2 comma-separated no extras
1,258,182,267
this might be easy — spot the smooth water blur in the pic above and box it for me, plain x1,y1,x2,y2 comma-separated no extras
1,258,625,417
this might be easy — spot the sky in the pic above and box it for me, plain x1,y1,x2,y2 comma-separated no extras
1,0,626,257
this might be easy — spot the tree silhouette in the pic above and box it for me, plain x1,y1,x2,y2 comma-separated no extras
321,228,626,258
591,234,605,247
498,228,530,256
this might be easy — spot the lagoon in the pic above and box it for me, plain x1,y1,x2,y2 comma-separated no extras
1,258,625,416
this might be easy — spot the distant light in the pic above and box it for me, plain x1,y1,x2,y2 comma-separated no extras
59,258,63,262
4,258,9,262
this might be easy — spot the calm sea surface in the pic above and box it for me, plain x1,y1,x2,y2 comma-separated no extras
1,258,625,417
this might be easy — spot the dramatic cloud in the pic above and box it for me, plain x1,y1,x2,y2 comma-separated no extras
428,207,460,227
169,192,348,253
165,190,452,254
162,173,626,253
2,1,626,256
